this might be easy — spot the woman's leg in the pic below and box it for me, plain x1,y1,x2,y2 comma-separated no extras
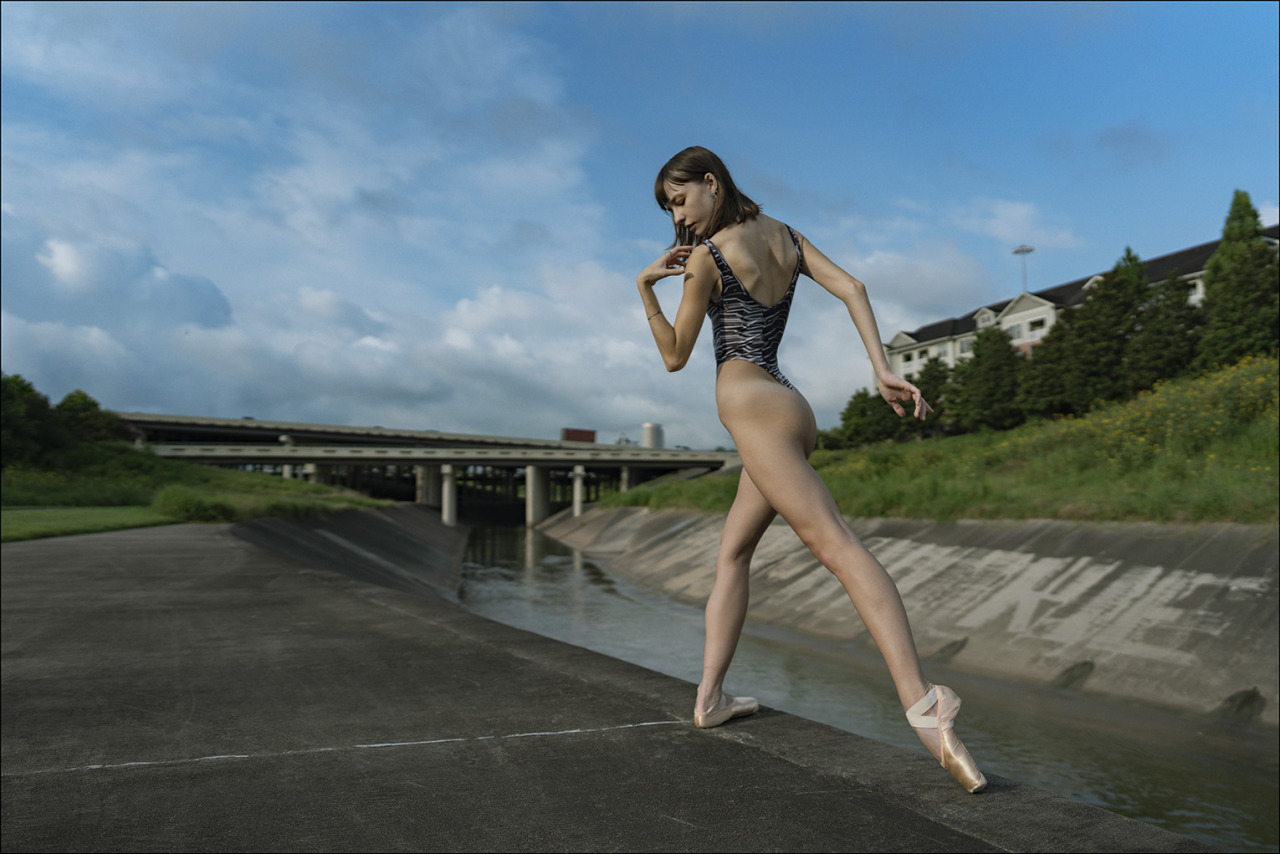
721,380,928,712
717,369,985,790
696,469,775,713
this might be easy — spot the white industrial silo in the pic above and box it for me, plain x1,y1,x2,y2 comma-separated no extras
641,422,664,449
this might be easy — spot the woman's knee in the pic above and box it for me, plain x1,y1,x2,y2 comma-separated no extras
793,519,863,572
715,550,752,582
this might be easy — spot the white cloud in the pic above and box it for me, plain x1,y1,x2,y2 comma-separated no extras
951,198,1080,250
354,336,398,353
0,3,181,110
1,311,139,404
3,218,234,335
443,328,474,352
293,286,386,338
35,238,86,287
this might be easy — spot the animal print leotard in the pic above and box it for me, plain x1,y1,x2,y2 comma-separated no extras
704,225,802,390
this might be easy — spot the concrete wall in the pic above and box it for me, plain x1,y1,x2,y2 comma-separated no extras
232,504,469,599
539,507,1279,726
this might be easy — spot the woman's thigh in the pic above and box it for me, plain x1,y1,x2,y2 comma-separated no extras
718,374,848,548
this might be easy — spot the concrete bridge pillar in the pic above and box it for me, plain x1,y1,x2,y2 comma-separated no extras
619,465,631,493
278,434,295,479
525,465,550,527
571,465,586,517
441,464,458,527
414,465,442,507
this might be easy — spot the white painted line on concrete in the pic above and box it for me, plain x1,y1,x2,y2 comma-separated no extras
2,720,683,778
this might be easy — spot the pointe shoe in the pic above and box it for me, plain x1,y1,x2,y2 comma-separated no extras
906,684,988,793
694,692,759,728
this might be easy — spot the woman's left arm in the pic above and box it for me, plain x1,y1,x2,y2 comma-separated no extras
637,245,717,372
797,232,933,420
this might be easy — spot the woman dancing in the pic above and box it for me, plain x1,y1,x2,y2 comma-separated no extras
637,146,986,794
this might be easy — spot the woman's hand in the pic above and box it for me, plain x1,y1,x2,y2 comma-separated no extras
877,369,934,421
638,245,695,288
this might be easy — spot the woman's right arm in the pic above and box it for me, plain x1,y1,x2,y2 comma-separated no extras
797,233,932,420
637,244,716,372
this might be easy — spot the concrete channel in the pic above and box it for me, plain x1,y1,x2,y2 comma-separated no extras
539,507,1279,726
0,507,1238,851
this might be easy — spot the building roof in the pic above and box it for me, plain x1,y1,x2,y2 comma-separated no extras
893,224,1280,345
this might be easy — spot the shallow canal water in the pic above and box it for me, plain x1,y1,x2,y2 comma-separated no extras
459,525,1278,853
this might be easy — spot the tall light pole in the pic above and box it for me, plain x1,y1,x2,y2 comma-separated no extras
1012,245,1034,292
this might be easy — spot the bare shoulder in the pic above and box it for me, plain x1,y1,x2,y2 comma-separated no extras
683,243,720,290
716,214,787,252
755,212,786,233
685,242,716,274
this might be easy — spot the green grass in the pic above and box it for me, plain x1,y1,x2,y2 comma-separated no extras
602,355,1280,524
2,507,179,542
2,442,392,542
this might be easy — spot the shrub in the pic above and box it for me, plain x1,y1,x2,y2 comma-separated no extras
152,485,239,522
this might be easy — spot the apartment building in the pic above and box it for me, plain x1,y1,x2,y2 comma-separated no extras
886,224,1280,381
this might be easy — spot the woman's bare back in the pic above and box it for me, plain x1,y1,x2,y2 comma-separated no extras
706,214,800,306
708,213,818,452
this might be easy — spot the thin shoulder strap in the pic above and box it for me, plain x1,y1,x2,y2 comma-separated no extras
702,238,734,279
786,225,803,262
786,225,804,283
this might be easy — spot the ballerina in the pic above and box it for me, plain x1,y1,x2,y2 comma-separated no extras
636,146,986,793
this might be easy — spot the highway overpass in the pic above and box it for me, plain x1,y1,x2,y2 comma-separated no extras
118,412,738,526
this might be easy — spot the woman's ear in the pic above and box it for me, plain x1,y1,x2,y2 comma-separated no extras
704,172,718,194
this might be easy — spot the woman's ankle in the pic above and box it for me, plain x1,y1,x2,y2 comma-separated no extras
695,683,724,712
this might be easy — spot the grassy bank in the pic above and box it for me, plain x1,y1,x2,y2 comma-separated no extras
2,443,390,543
603,355,1279,524
1,507,179,541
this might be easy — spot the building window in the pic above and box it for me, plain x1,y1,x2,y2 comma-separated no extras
903,352,913,363
1189,278,1205,306
1005,323,1022,340
1029,318,1046,339
918,349,929,360
959,338,974,354
977,314,993,327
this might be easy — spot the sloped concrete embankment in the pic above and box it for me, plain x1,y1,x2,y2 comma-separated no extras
232,504,469,598
540,507,1280,726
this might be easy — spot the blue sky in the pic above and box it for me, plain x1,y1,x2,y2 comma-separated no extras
3,1,1277,449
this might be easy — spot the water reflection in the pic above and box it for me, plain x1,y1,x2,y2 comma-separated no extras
459,525,1278,853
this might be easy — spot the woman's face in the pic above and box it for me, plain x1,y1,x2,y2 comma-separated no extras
664,173,717,240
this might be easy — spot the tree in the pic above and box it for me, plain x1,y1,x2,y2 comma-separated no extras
948,326,1023,432
836,387,901,447
906,355,953,438
814,426,847,451
1016,309,1079,419
1122,268,1204,395
1196,190,1280,369
1061,248,1149,412
1,377,124,467
1,374,66,467
55,389,126,442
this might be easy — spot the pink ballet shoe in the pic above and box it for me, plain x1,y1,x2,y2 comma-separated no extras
906,684,988,793
694,692,759,728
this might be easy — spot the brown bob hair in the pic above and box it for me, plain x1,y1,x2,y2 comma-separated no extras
654,146,760,245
